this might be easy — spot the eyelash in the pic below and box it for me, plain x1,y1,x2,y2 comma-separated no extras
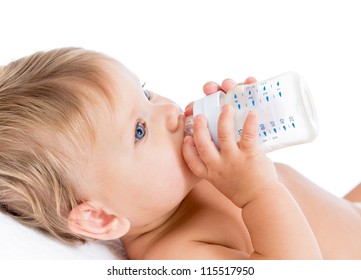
143,89,151,101
134,83,150,143
135,120,147,142
142,83,152,101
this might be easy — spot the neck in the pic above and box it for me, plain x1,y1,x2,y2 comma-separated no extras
120,184,200,259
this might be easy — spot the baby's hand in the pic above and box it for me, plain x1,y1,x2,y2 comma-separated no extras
184,77,256,117
203,76,257,95
182,104,278,208
183,83,322,259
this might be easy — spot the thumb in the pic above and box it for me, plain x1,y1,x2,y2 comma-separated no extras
239,111,259,151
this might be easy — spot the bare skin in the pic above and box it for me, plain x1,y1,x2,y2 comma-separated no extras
122,166,361,259
276,163,361,259
344,183,361,203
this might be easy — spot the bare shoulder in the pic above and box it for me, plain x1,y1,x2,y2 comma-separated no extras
275,163,361,259
143,181,253,260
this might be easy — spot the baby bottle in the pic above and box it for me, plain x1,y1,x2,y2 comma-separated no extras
185,72,318,153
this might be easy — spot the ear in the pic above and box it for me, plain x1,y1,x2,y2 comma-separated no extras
67,202,130,240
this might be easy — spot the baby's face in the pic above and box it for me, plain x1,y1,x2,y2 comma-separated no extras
87,61,198,235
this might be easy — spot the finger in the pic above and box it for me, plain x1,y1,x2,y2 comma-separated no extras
221,78,237,92
203,81,221,95
182,135,208,178
244,76,257,84
192,114,220,166
217,104,238,153
238,111,259,152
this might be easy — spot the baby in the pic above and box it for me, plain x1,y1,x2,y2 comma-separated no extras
0,48,360,259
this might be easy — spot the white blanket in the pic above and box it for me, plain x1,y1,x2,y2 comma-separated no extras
0,211,127,259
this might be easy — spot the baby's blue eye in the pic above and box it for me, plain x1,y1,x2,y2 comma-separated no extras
135,122,146,142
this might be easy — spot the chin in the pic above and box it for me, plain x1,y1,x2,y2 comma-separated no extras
184,166,202,188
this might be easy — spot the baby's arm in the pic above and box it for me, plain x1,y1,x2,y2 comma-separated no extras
182,106,322,259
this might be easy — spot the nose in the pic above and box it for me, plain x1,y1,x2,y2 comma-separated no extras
157,102,181,132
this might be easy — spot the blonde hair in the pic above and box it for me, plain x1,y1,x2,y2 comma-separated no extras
0,47,115,243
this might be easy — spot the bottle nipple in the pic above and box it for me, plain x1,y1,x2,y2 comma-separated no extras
184,115,194,136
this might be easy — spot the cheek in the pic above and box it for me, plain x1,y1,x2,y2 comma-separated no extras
143,147,187,187
149,158,182,186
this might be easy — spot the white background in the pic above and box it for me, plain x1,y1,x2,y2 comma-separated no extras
1,0,360,197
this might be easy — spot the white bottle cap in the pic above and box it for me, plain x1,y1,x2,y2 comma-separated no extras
193,91,222,147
